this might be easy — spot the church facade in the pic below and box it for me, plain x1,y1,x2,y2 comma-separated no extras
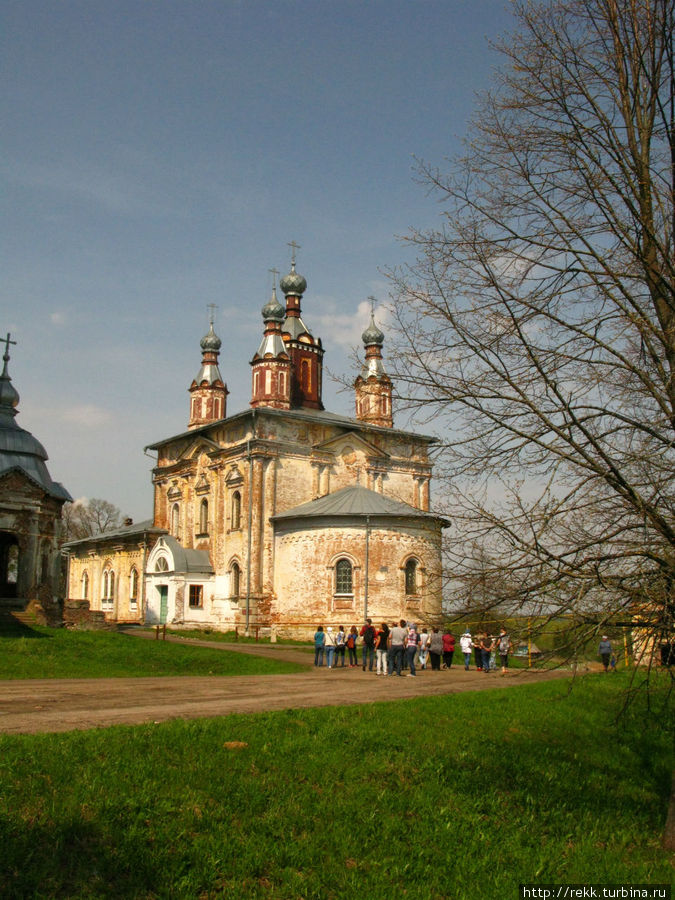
0,335,72,620
65,255,447,636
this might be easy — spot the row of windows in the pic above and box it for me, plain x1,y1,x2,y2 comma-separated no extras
335,557,419,596
81,568,138,607
170,492,242,539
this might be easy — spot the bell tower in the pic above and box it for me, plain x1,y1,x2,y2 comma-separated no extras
279,243,324,410
250,271,292,409
188,307,228,429
354,301,393,428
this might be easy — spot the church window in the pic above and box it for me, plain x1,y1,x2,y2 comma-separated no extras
129,568,139,608
189,584,203,608
199,498,209,535
405,559,418,595
301,358,311,392
265,369,272,395
171,503,180,538
40,542,50,583
231,562,241,598
231,491,241,530
155,557,169,573
81,570,89,599
335,558,353,595
102,567,115,609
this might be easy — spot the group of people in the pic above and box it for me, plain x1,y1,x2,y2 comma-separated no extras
313,620,514,676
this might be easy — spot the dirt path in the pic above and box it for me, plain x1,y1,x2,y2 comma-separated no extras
0,635,572,735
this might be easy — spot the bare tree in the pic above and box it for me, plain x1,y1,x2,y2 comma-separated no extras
389,0,674,665
62,498,124,543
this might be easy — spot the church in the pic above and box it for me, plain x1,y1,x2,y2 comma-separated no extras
64,252,447,637
0,334,72,622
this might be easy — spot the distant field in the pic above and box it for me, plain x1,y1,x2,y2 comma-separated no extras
0,672,671,898
0,627,306,679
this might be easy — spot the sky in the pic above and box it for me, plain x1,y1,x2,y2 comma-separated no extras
2,0,516,521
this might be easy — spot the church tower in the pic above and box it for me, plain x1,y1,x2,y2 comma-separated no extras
250,279,292,409
355,306,393,428
188,313,228,429
279,245,324,410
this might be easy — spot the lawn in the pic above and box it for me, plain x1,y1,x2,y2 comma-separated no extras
0,672,671,898
0,627,306,679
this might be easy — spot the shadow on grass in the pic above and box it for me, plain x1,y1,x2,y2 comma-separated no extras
0,619,51,639
0,814,164,898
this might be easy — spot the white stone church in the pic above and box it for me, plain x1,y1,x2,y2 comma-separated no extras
64,253,447,636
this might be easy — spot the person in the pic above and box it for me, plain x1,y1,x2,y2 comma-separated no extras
417,626,430,670
442,628,455,669
460,631,473,670
497,628,512,675
473,632,484,670
375,622,390,675
598,635,612,672
346,626,359,667
405,623,420,676
360,617,376,671
428,627,443,670
314,625,325,667
335,625,346,667
325,626,336,668
389,618,407,676
480,632,494,673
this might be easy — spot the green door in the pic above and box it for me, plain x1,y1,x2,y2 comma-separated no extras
158,586,168,624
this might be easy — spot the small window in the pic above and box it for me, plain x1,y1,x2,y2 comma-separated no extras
130,568,139,608
155,557,169,573
231,491,241,530
405,559,418,595
102,568,115,609
199,498,209,535
189,584,203,608
171,503,180,538
81,570,89,600
335,558,353,595
231,562,240,598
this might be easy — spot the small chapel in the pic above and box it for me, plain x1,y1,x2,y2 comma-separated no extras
64,252,447,636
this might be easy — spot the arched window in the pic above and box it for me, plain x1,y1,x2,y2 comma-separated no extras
199,498,209,535
102,567,115,608
335,558,353,595
405,559,418,595
129,567,139,607
301,358,311,392
171,504,180,538
231,491,241,530
231,561,240,598
155,557,169,573
81,570,89,600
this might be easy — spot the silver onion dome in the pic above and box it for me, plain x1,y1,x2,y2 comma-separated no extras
261,287,285,322
200,322,222,352
279,261,307,296
362,313,384,346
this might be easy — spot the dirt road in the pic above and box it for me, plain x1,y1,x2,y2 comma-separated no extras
0,635,571,735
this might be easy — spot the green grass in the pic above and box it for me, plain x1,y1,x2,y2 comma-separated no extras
0,627,306,679
0,671,671,898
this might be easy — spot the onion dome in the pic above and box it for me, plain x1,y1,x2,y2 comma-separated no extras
362,313,384,346
261,287,285,322
0,348,20,414
280,261,307,297
200,322,222,352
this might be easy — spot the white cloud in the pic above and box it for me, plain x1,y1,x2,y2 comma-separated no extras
315,298,391,350
50,312,66,325
62,405,112,427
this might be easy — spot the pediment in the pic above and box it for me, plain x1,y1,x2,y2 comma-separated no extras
176,436,221,463
313,432,389,460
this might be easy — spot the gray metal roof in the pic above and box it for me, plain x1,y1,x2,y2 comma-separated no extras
0,348,72,502
271,484,449,525
158,535,214,575
145,406,438,452
63,519,166,549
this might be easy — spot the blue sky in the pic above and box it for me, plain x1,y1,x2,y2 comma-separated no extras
2,0,515,520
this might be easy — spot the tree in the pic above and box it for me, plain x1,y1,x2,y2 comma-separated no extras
389,0,674,666
62,498,124,543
